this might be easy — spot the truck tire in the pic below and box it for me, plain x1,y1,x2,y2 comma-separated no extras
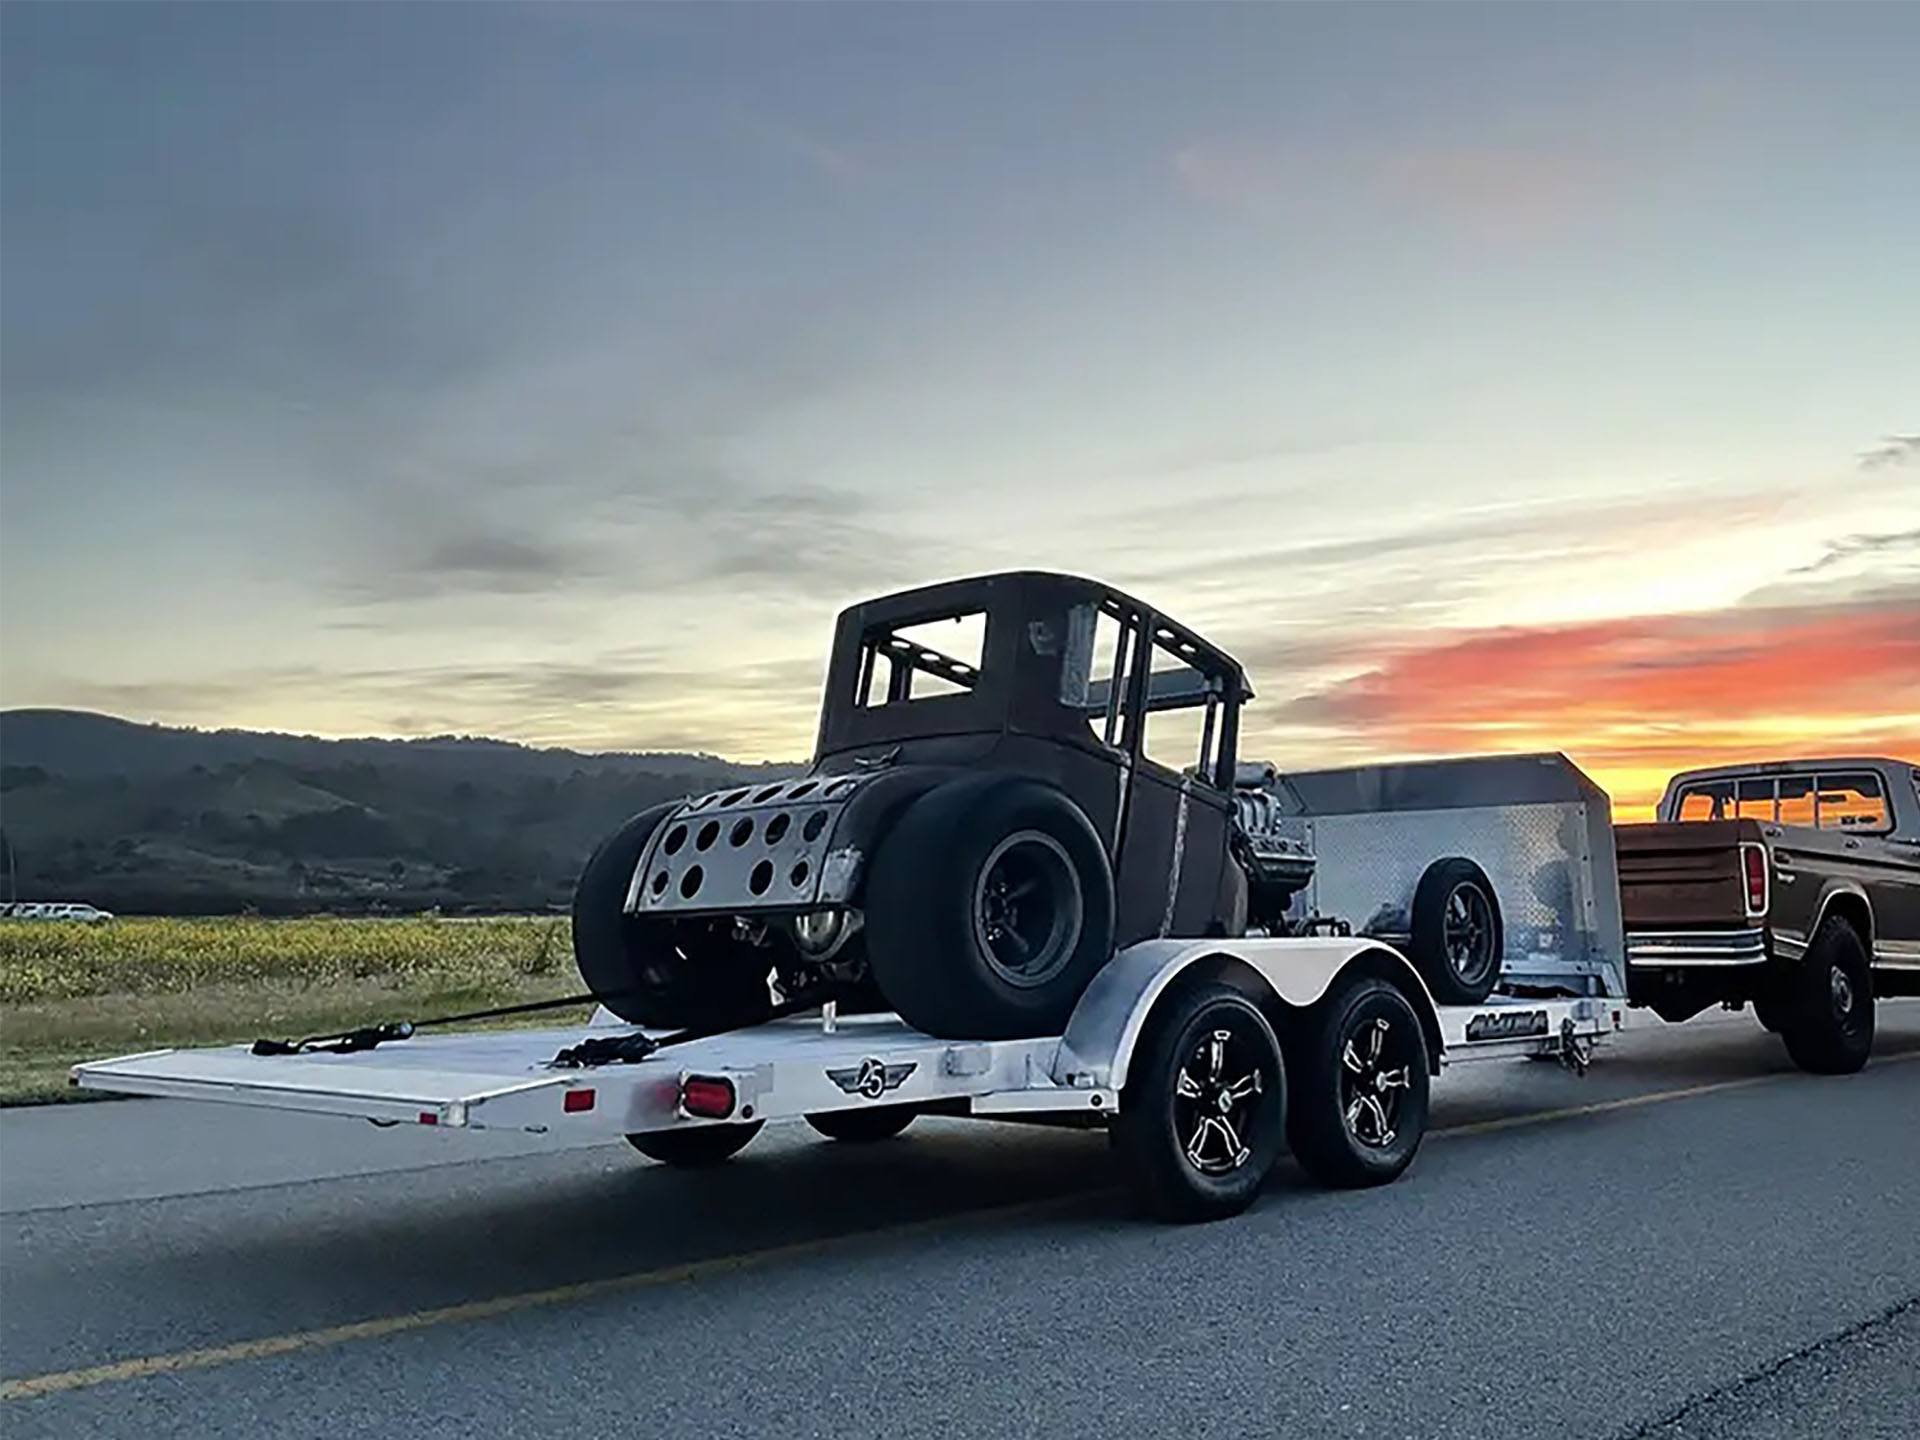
863,777,1115,1039
626,1122,763,1166
1779,916,1874,1075
1287,975,1431,1188
573,806,774,1029
805,1106,918,1143
1109,981,1287,1223
1409,858,1503,1005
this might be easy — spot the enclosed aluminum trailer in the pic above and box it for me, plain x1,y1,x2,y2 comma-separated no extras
1237,753,1626,1004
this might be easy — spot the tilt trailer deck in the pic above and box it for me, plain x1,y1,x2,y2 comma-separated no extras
73,937,1624,1223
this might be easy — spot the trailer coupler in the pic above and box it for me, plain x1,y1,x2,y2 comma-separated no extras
1556,1019,1594,1077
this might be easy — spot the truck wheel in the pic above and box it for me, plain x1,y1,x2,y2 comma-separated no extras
573,806,773,1029
1780,917,1874,1075
626,1122,764,1166
1109,982,1286,1223
1409,858,1503,1005
864,777,1115,1040
805,1106,918,1143
1288,976,1431,1188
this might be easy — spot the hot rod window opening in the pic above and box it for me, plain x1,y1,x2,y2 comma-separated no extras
854,609,987,707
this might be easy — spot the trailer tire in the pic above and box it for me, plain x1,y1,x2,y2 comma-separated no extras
1409,858,1503,1005
1287,975,1431,1189
864,777,1115,1040
1109,982,1286,1223
1779,916,1874,1075
626,1122,763,1166
573,805,774,1029
805,1106,918,1143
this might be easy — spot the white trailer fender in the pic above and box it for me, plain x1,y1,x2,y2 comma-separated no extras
1053,937,1443,1093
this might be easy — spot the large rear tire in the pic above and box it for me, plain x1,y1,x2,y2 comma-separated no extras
863,777,1115,1039
1109,982,1287,1223
1779,916,1874,1075
573,806,774,1028
1409,858,1503,1005
1287,976,1431,1189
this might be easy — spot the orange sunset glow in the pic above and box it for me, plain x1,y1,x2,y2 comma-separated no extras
1278,599,1920,817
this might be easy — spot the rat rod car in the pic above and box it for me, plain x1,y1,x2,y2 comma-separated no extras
574,571,1257,1039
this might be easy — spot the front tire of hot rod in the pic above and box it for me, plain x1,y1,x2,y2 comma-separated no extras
573,805,774,1029
863,776,1116,1040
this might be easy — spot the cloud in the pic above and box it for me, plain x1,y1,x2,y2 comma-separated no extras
1858,435,1920,469
1789,527,1920,576
1264,589,1920,814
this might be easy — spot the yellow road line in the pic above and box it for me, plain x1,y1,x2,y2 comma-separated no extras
7,1052,1916,1403
0,1191,1094,1402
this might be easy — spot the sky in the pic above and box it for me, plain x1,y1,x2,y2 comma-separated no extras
2,2,1916,817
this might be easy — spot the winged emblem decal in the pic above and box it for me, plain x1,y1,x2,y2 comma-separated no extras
826,1057,917,1100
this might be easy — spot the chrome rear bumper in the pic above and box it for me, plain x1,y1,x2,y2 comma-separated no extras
1626,928,1768,967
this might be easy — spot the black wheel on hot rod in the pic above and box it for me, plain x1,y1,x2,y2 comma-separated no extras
1409,857,1503,1006
1109,981,1287,1223
573,805,774,1029
1287,974,1432,1189
862,776,1116,1040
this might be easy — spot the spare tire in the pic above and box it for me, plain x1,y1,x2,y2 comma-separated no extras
863,776,1115,1039
1408,858,1503,1005
572,805,773,1029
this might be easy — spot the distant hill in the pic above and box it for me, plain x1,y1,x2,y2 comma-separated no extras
0,709,796,914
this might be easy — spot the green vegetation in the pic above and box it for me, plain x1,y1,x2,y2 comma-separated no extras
0,915,590,1105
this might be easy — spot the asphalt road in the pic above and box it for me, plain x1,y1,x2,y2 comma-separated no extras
4,1006,1917,1439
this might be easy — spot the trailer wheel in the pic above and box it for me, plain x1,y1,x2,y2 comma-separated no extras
1109,982,1286,1223
1288,976,1431,1189
1779,917,1874,1075
1409,858,1503,1005
573,806,774,1029
864,777,1115,1040
626,1122,764,1167
805,1106,918,1143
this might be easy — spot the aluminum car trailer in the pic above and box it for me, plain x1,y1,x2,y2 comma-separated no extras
72,935,1623,1222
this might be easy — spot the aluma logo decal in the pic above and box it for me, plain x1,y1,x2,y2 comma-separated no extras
826,1057,917,1100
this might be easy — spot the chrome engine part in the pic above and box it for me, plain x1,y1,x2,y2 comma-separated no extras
1231,763,1318,927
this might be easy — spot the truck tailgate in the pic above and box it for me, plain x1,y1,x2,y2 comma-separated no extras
1614,820,1759,928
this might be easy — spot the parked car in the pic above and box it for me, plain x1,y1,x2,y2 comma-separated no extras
0,902,115,922
1616,756,1920,1072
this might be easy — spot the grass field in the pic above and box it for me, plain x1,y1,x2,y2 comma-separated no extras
0,916,589,1104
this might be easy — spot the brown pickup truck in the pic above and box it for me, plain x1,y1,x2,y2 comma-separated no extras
1616,756,1920,1072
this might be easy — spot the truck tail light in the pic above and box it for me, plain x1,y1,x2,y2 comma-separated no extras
1739,842,1769,919
563,1088,596,1114
680,1076,736,1119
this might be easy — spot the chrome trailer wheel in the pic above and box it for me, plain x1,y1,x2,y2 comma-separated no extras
1288,976,1431,1188
1110,982,1287,1223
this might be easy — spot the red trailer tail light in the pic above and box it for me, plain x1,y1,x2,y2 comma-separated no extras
680,1076,736,1119
563,1088,596,1114
1740,842,1769,918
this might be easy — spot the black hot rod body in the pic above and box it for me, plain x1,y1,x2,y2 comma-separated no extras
573,571,1252,1039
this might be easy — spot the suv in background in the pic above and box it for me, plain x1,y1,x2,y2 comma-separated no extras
1616,757,1919,1072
